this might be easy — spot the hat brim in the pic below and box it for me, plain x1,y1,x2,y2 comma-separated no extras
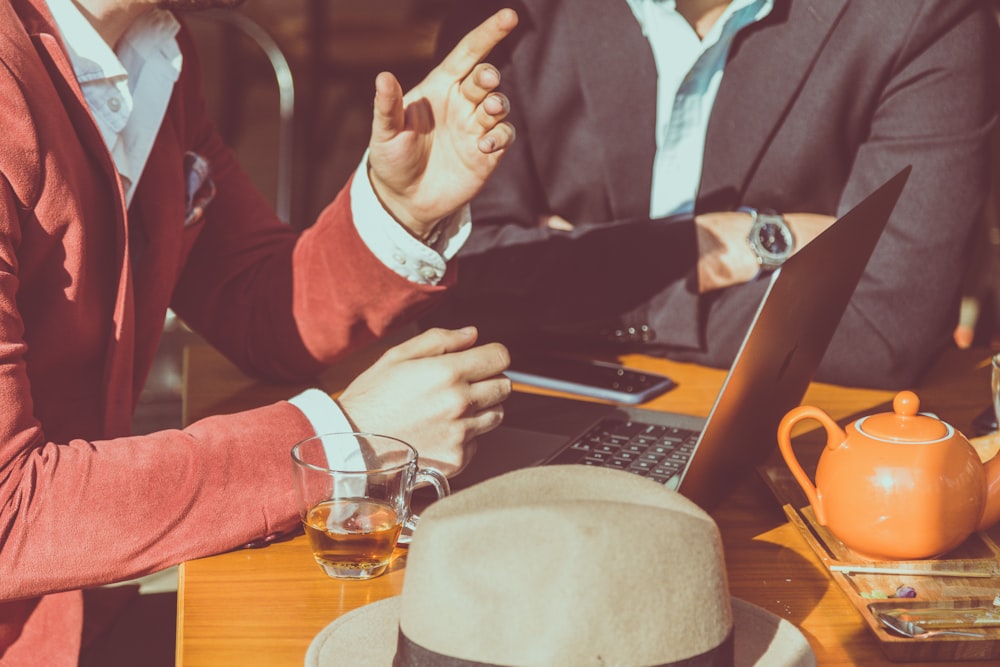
306,596,816,667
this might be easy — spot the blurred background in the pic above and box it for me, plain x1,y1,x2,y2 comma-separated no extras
189,0,453,229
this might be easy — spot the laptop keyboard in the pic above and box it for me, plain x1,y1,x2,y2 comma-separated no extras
547,418,699,485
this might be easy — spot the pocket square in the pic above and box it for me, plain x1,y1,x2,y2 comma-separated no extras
184,151,216,227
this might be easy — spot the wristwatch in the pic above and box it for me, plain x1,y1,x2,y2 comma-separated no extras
743,207,795,272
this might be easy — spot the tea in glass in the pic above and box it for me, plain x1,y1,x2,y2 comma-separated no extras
303,498,402,579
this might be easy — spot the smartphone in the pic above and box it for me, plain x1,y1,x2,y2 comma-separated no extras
505,353,677,404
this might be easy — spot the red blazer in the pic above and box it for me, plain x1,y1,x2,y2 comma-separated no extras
0,1,452,663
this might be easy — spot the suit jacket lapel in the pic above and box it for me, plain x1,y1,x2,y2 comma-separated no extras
32,35,125,210
17,0,120,197
25,4,136,436
699,0,850,210
569,0,658,219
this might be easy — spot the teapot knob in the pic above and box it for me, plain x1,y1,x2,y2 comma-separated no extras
893,390,919,417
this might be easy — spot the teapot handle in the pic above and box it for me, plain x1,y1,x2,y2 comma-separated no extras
777,406,846,526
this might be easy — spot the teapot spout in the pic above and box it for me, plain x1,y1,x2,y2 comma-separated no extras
977,453,1000,532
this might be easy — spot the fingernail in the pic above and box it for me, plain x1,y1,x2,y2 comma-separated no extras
482,67,500,87
459,326,477,336
479,137,496,152
486,95,508,115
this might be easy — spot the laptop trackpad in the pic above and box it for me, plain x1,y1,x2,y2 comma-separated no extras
448,426,568,491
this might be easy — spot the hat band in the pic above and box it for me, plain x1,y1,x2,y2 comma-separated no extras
392,628,735,667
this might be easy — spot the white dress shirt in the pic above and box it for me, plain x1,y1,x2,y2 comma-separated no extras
45,1,466,441
625,0,773,217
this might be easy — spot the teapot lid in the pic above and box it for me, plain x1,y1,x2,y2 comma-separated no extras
859,391,949,442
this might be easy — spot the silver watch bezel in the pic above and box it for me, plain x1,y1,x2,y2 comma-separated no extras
746,209,795,271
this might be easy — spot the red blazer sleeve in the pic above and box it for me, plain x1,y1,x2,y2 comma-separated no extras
0,172,312,600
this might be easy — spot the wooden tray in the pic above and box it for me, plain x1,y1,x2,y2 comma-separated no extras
760,462,1000,662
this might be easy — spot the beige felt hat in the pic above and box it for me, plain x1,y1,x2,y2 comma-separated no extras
306,466,815,667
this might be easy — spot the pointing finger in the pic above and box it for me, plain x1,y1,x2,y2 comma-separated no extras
436,8,518,81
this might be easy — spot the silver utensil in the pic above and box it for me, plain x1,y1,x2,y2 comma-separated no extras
876,612,987,639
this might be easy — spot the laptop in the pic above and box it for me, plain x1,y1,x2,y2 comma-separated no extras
448,167,911,510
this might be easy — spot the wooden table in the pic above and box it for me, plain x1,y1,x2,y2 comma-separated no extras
176,341,998,667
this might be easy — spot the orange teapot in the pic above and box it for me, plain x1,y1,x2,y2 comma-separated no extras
777,391,1000,560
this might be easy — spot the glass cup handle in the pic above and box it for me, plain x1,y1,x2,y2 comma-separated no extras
401,466,451,540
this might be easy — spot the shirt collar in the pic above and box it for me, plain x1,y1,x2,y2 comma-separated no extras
119,9,184,74
628,0,774,41
45,0,181,88
45,0,127,84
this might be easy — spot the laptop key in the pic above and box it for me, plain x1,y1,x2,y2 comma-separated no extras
653,462,682,476
640,424,667,437
615,421,647,438
629,459,653,473
632,435,658,447
648,471,675,485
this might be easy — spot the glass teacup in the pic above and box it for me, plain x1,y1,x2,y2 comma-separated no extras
291,433,449,580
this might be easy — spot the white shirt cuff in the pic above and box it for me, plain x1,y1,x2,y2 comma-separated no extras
349,151,471,285
288,389,362,469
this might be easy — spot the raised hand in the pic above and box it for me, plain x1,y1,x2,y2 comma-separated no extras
334,327,512,477
367,9,519,239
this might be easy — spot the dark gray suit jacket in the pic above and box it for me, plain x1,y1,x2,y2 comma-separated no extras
426,0,998,388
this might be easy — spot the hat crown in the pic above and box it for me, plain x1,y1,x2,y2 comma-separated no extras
399,466,733,666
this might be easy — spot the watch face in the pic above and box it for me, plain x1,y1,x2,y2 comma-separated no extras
758,221,793,255
748,213,795,271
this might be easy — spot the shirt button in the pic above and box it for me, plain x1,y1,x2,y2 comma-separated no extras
418,264,439,281
107,97,122,112
392,252,406,265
